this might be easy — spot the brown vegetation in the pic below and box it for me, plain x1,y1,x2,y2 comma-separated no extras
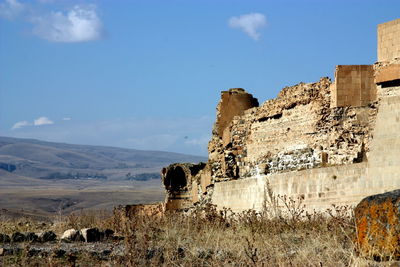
2,197,398,266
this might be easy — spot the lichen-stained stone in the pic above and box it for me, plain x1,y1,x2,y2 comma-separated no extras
355,189,400,259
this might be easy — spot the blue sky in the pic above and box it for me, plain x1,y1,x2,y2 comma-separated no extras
1,0,399,156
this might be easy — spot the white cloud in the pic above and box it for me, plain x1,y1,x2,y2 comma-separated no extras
34,116,54,126
31,5,103,43
11,116,55,130
62,117,71,121
0,0,24,20
228,13,266,41
11,121,31,130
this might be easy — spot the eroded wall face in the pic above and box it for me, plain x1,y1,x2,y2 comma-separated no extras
208,78,377,184
211,84,400,212
161,162,211,210
214,88,258,145
378,18,400,63
331,65,376,107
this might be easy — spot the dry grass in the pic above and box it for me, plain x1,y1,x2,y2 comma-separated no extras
1,198,399,266
117,203,360,267
0,209,114,237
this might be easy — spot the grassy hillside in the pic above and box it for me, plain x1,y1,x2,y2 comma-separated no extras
0,136,206,215
0,136,206,181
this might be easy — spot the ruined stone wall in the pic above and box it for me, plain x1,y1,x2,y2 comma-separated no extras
160,19,400,213
162,76,378,211
378,18,400,62
211,83,400,212
211,163,368,212
208,78,377,184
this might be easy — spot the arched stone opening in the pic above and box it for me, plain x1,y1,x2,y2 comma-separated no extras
164,166,187,191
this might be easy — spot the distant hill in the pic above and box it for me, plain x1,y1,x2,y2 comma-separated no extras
0,136,207,181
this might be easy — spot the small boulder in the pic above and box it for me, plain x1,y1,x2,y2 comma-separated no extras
61,229,84,242
355,189,400,259
0,248,13,256
27,248,41,257
81,228,101,242
11,232,26,242
0,234,10,243
104,229,114,239
52,249,66,258
38,231,57,242
25,232,38,242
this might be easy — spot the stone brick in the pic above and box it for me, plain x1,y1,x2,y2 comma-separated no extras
375,64,400,84
378,18,400,62
331,65,376,107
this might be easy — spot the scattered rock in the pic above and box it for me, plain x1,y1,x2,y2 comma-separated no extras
104,229,114,239
61,229,84,242
81,228,101,242
112,235,124,241
196,248,214,259
0,247,21,256
355,189,400,259
52,249,66,258
27,248,41,257
25,232,39,242
38,231,57,242
11,232,26,242
0,233,10,243
177,247,185,258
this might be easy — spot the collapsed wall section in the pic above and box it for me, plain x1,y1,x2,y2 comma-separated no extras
214,88,259,146
161,162,212,210
208,77,377,185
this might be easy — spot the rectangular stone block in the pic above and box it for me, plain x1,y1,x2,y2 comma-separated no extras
378,18,400,62
375,64,400,84
331,65,376,107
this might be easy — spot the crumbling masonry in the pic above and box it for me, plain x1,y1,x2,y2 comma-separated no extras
161,18,400,212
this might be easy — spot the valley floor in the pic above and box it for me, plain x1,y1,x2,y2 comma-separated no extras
0,179,164,218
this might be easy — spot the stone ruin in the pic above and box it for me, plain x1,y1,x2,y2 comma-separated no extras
112,18,400,260
157,18,400,213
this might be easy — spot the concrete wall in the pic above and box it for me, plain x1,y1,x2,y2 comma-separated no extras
378,18,400,62
331,65,376,107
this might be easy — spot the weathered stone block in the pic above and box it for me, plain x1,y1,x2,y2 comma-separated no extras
11,232,25,243
81,228,101,243
355,190,400,259
38,231,57,242
378,18,400,62
375,64,400,84
0,234,10,243
61,229,84,242
331,65,376,107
